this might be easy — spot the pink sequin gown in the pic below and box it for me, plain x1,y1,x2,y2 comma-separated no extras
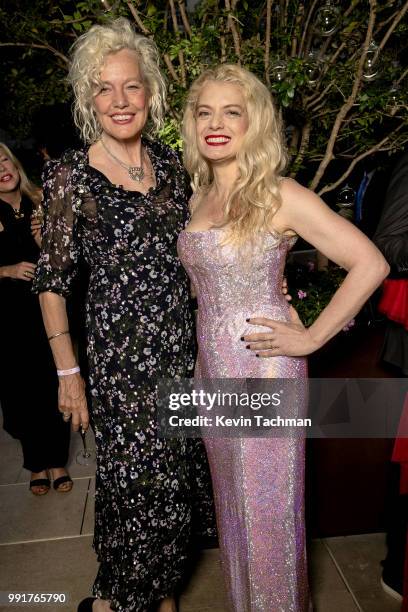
177,229,310,612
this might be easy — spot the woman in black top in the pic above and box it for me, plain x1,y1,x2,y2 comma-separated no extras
0,142,71,494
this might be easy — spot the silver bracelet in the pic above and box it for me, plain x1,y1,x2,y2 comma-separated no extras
57,366,80,377
48,330,69,341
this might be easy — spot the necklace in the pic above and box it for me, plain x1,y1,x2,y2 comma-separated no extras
9,199,24,220
101,139,145,182
12,207,24,220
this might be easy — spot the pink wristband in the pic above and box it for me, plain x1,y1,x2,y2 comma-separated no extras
57,366,80,377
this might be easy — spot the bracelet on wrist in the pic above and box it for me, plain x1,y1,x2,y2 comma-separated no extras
48,330,70,341
57,366,80,377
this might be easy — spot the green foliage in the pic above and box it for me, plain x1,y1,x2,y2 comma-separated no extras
158,117,183,150
286,261,347,327
1,0,407,191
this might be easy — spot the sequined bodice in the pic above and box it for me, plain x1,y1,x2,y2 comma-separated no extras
178,229,295,314
177,229,302,378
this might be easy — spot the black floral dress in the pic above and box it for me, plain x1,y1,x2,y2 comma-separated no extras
33,141,215,612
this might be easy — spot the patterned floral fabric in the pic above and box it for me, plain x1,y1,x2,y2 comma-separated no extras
33,140,215,612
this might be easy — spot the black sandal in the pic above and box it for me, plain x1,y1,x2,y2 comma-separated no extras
29,478,50,496
53,475,73,492
77,598,96,612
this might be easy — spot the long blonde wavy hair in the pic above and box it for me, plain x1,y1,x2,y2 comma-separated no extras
182,64,288,247
68,17,167,144
0,143,41,207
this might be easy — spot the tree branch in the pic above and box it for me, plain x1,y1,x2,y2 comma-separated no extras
298,0,319,57
309,0,377,192
397,66,408,86
284,0,289,33
126,1,150,35
168,105,181,122
169,0,180,39
289,122,311,177
279,0,285,31
163,53,180,83
338,142,361,157
317,123,405,195
374,0,408,61
264,0,272,83
315,108,341,118
225,0,241,61
307,82,335,110
49,15,93,25
288,126,300,162
178,50,187,88
374,7,403,39
220,35,227,63
0,41,69,65
177,0,192,37
375,6,399,30
291,5,304,57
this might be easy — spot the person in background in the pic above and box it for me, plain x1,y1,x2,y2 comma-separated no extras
373,148,408,607
374,149,408,374
0,142,72,495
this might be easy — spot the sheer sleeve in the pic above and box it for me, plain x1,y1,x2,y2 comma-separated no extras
175,149,192,200
168,147,192,222
32,158,80,298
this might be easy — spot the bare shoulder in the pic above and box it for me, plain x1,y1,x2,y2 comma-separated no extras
280,177,322,209
271,177,322,234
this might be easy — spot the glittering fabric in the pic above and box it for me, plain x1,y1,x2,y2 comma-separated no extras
177,229,310,611
32,142,215,612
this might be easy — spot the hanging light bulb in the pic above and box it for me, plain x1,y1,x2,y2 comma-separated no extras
314,0,340,37
305,51,323,85
386,82,400,114
269,58,288,85
336,184,355,220
362,41,379,81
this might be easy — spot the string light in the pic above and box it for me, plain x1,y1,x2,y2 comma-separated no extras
362,41,380,81
314,0,340,37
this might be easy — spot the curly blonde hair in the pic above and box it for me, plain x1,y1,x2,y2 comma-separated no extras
182,64,288,246
0,143,41,207
68,17,167,144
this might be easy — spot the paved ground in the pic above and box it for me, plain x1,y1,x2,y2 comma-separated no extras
0,424,401,612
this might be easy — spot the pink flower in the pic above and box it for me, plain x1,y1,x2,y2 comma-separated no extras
297,290,307,299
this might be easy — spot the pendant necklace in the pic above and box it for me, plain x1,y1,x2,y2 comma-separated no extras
12,208,24,220
10,198,24,220
101,138,145,182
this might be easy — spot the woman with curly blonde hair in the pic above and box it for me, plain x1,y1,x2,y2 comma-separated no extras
33,17,214,612
178,64,389,610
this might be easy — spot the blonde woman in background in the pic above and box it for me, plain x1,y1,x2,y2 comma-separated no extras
178,65,389,611
33,19,214,612
0,143,72,495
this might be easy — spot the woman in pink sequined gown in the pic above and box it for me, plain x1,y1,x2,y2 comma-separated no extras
177,65,389,612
